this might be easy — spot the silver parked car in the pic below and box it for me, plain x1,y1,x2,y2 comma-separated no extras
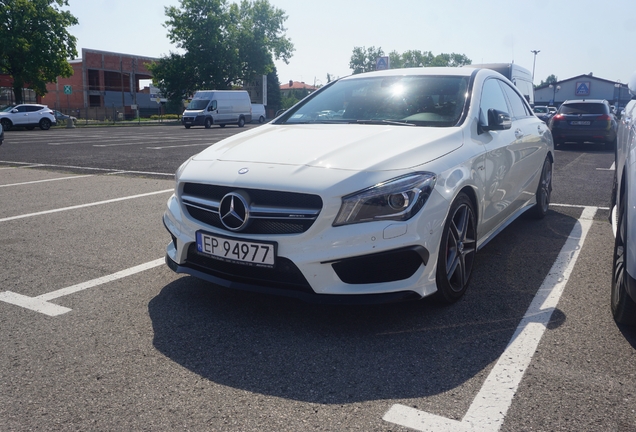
610,70,636,325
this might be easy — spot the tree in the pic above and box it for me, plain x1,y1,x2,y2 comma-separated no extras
350,47,471,73
150,0,294,104
0,0,78,104
539,74,558,87
349,46,385,74
265,67,281,112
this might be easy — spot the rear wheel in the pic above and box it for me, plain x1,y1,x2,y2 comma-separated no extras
39,118,51,130
529,156,552,219
434,192,476,303
259,116,265,123
1,118,11,131
611,187,636,325
238,117,245,127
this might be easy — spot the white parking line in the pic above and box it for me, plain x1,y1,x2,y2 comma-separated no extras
0,189,173,223
0,160,174,177
0,175,94,188
147,143,212,149
383,206,597,432
0,259,164,316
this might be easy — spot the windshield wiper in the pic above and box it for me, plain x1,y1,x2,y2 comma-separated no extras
352,119,415,126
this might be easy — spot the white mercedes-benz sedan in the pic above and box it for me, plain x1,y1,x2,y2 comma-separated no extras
164,67,554,304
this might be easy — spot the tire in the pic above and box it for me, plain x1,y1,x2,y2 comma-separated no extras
238,117,245,128
259,116,265,124
184,125,191,129
204,118,212,129
611,188,636,325
434,192,477,303
1,118,12,131
529,156,552,219
39,118,51,130
219,124,226,128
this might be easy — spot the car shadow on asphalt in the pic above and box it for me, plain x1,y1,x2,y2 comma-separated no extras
148,209,578,404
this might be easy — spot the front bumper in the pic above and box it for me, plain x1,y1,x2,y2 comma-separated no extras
163,189,448,302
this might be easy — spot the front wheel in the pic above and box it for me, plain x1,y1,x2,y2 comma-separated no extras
204,118,212,129
434,192,477,303
39,118,51,130
611,189,636,325
1,118,12,131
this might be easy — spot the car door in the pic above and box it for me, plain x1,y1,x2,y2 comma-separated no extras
499,81,547,211
11,105,29,126
477,78,519,238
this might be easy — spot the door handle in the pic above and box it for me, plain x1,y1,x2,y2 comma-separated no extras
515,129,524,139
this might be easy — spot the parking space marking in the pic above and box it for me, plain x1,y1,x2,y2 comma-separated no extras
0,259,164,316
384,206,597,432
0,189,173,223
0,175,94,188
0,160,174,177
147,143,213,149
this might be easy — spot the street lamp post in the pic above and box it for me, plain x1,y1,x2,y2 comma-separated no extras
615,80,622,113
531,50,540,81
549,84,561,107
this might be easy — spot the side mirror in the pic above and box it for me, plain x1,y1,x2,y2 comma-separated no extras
11,109,18,113
483,108,512,131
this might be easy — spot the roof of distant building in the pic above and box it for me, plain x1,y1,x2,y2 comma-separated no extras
281,80,318,91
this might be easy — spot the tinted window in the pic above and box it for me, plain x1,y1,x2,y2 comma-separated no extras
479,79,509,124
534,107,548,113
559,103,608,115
16,106,28,113
500,82,531,118
280,75,470,127
26,106,43,112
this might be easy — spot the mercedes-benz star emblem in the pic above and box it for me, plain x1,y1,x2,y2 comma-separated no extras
219,192,250,231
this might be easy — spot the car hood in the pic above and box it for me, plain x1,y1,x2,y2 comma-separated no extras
192,124,463,172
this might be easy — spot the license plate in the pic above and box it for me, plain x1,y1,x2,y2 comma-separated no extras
570,121,591,125
196,231,276,267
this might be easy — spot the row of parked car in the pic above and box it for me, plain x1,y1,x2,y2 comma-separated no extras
533,99,618,149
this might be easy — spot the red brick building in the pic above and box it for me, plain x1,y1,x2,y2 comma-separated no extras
1,48,158,115
43,48,157,112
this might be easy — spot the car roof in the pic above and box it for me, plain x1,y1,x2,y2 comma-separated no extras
341,67,478,81
561,99,608,105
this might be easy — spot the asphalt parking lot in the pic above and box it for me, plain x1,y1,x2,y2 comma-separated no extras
0,125,634,431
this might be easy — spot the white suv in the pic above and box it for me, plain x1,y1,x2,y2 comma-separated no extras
0,104,57,130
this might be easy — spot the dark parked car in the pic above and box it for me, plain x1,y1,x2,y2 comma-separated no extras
610,71,636,325
549,99,617,149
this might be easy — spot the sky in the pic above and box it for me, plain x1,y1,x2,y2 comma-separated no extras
64,0,636,86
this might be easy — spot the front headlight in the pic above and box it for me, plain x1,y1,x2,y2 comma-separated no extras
333,172,436,226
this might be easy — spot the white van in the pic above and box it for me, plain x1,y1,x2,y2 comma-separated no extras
251,103,266,123
182,90,252,129
467,63,535,106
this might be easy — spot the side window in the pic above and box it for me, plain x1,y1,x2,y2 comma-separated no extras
500,83,531,119
27,106,41,112
210,100,217,111
479,79,509,124
16,106,28,113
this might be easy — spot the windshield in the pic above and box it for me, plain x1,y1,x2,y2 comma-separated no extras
186,99,210,110
278,75,470,127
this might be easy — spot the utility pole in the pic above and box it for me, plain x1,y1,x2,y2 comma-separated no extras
531,50,540,81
